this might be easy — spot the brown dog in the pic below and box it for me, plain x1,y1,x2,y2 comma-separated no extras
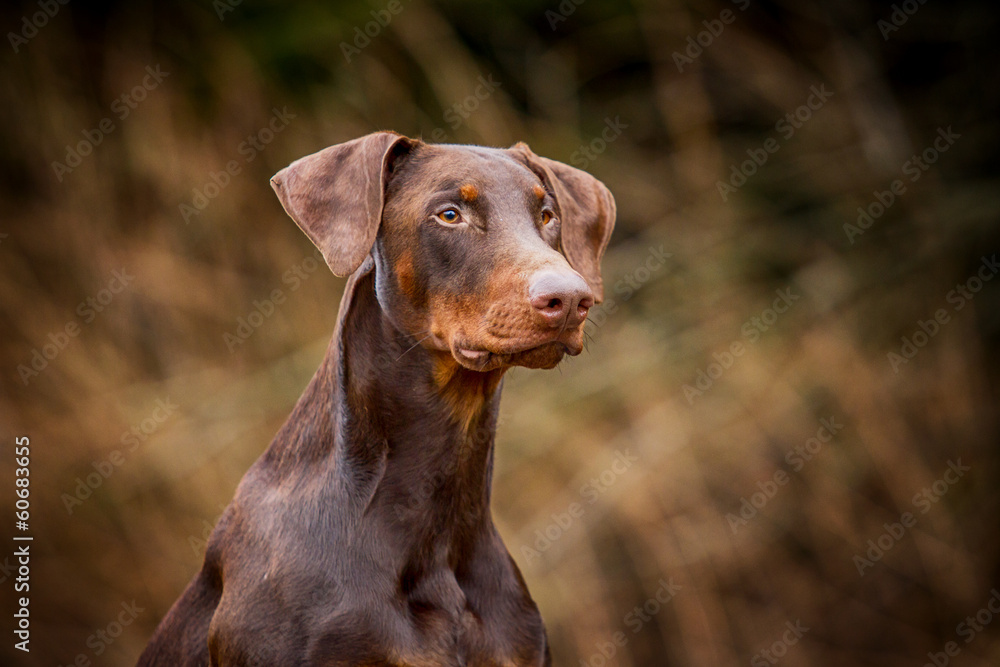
138,132,615,666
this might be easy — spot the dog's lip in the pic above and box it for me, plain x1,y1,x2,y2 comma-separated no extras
520,333,584,357
456,347,491,365
456,347,489,359
456,329,584,357
453,339,578,371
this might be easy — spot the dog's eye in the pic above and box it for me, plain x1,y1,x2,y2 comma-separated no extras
541,210,557,226
437,208,461,224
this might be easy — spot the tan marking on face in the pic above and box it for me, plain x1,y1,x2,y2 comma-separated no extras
459,183,479,201
532,184,546,200
432,353,502,432
396,248,417,299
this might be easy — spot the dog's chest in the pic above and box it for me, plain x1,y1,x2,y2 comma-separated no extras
208,521,548,666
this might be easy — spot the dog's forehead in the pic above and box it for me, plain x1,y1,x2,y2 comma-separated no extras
412,144,542,192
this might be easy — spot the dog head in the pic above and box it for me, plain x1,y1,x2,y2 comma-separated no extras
271,132,615,372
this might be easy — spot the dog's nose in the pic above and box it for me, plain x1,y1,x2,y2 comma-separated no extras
529,270,594,328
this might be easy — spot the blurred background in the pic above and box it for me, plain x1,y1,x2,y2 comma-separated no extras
2,0,999,665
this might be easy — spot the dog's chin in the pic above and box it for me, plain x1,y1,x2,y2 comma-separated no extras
452,341,575,372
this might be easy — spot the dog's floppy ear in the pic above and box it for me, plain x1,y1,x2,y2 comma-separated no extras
510,142,616,302
271,132,413,277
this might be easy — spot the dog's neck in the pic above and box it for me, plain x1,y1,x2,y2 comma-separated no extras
272,262,505,558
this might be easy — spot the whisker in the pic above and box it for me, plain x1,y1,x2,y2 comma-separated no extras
395,332,433,362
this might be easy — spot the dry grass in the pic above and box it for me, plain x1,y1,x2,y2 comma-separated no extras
1,1,998,665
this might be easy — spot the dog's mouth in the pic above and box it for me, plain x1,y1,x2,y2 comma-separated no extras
452,337,582,372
